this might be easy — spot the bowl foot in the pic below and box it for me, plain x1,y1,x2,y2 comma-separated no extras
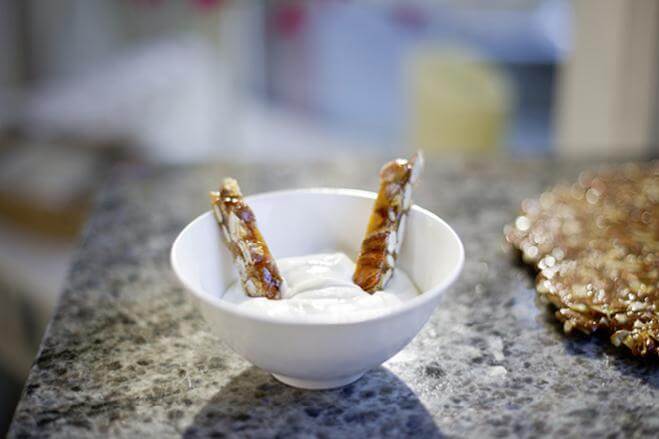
272,372,364,390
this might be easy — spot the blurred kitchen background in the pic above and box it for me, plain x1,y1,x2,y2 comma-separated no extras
1,0,658,433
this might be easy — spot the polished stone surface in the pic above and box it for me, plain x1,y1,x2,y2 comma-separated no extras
9,159,659,438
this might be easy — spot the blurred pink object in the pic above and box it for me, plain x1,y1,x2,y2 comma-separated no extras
192,0,224,11
273,3,307,37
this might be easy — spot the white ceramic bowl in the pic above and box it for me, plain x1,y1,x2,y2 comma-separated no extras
171,188,464,389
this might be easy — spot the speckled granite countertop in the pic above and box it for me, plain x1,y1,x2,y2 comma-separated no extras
9,159,659,438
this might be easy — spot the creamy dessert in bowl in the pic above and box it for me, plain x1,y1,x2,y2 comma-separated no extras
171,156,464,389
222,252,419,323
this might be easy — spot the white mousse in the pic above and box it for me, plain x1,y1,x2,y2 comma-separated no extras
222,252,418,322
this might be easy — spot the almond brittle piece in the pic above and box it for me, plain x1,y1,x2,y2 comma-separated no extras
505,163,659,356
210,178,285,299
353,152,424,293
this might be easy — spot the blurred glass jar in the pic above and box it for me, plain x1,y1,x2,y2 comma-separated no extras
407,47,515,155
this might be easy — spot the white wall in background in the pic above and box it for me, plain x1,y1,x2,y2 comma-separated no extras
24,38,231,163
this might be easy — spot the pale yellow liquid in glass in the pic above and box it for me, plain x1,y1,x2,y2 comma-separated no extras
407,48,514,155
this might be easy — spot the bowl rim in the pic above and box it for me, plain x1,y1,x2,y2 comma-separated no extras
171,187,465,326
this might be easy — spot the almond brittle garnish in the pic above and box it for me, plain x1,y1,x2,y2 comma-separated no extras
210,178,285,300
353,152,424,293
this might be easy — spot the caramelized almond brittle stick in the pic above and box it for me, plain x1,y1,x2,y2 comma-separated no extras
353,152,424,293
210,178,285,299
